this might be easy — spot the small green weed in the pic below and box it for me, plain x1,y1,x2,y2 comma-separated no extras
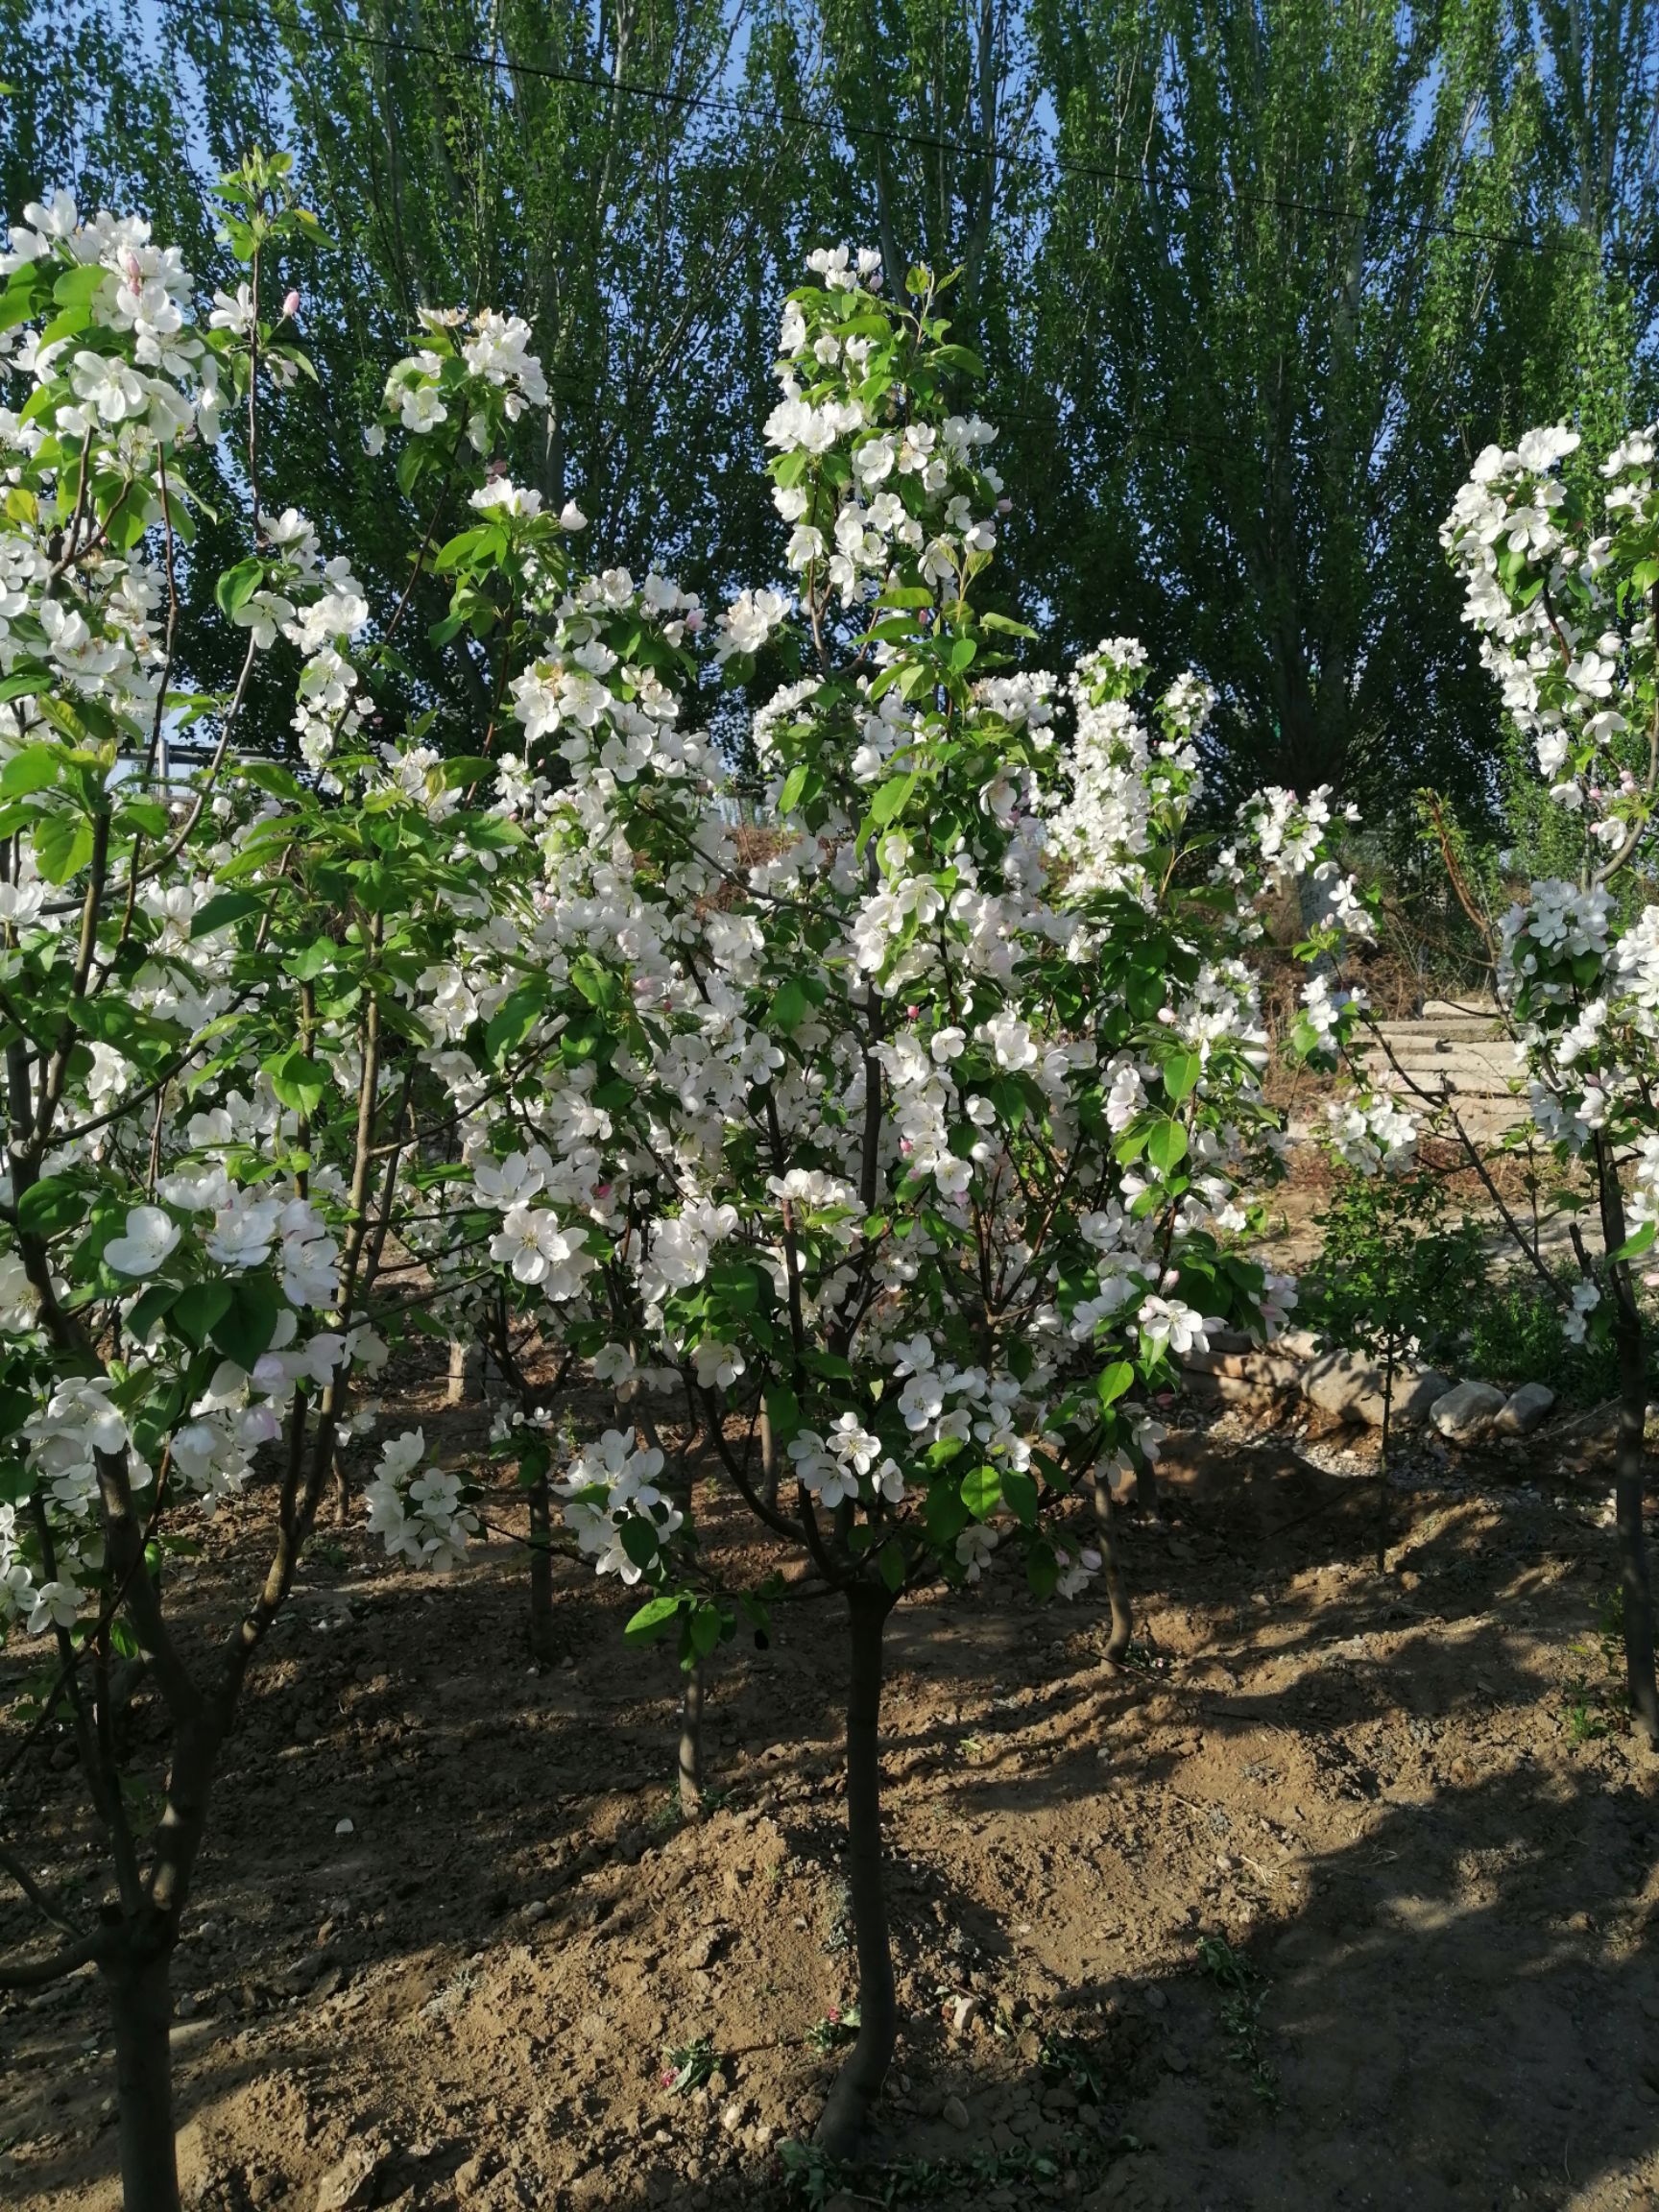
805,2003,859,2053
1197,1935,1278,2108
660,2035,720,2095
778,2136,1079,2206
1563,1590,1630,1743
1039,2028,1105,2104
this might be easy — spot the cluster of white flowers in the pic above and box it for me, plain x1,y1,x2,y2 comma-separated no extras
379,251,1354,1617
364,1431,478,1571
1324,1091,1420,1175
382,305,547,440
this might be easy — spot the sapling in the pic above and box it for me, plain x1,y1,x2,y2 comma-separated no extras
394,246,1352,2155
0,158,586,2208
1430,421,1659,1744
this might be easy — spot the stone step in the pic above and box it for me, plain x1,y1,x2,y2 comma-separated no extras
1360,1060,1519,1095
1373,1018,1505,1045
1421,998,1501,1020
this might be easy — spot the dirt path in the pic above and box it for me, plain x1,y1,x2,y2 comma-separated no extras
2,1407,1656,2212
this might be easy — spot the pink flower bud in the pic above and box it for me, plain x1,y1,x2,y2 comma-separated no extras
997,497,1012,514
685,606,705,633
282,289,301,319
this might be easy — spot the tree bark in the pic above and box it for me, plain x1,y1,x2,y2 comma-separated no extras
104,1937,180,2212
1594,1138,1659,1748
815,1582,898,2159
527,1471,556,1664
1091,1475,1133,1664
1612,1303,1659,1748
678,1659,704,1815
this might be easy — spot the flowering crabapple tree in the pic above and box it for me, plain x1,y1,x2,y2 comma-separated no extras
0,156,585,2210
401,243,1343,2157
1436,418,1659,1747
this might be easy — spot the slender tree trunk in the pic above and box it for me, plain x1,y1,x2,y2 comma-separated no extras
1594,1139,1659,1748
527,1472,556,1664
760,1401,778,1512
1134,1456,1159,1517
105,1939,180,2212
331,1440,350,1529
1612,1305,1659,1748
816,1582,898,2159
1377,1341,1394,1575
1091,1474,1132,1664
678,1659,704,1815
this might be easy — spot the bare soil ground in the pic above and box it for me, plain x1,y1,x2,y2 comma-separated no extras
4,1388,1658,2212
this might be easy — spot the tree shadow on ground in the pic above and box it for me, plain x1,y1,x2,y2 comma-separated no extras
3,1424,1656,2211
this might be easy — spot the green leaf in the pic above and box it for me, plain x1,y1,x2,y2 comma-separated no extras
16,1175,85,1238
707,1258,761,1314
619,1516,661,1571
871,772,918,826
1095,1360,1135,1405
1146,1117,1189,1173
284,937,336,981
947,635,977,674
213,557,265,620
123,1281,180,1341
569,955,623,1014
190,890,262,940
171,1282,233,1348
687,1600,724,1659
624,1594,682,1646
1162,1050,1201,1103
1002,1467,1040,1525
768,977,810,1035
32,810,95,885
779,761,812,815
765,1384,802,1448
240,761,304,803
209,1273,282,1366
0,743,60,795
960,1463,1001,1519
264,1046,326,1117
486,980,547,1063
877,1540,906,1594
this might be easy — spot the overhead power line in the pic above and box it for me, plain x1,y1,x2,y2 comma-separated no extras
208,0,1630,269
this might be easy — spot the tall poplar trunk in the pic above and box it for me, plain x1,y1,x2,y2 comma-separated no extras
815,1582,899,2158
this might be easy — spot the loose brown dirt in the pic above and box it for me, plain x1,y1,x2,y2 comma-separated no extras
3,1390,1657,2212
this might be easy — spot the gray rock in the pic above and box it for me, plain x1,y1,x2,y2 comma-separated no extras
1393,1370,1455,1427
1496,1381,1557,1435
1303,1353,1449,1429
1275,1329,1327,1361
941,2093,971,2130
1430,1379,1506,1443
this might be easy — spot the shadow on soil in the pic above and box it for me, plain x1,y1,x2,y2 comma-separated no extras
3,1424,1656,2211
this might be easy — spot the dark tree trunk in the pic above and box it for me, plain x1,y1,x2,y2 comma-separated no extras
104,1938,179,2212
816,1582,898,2159
527,1472,556,1664
1612,1306,1659,1748
1594,1138,1659,1748
1091,1475,1133,1664
1377,1348,1394,1575
678,1659,704,1815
